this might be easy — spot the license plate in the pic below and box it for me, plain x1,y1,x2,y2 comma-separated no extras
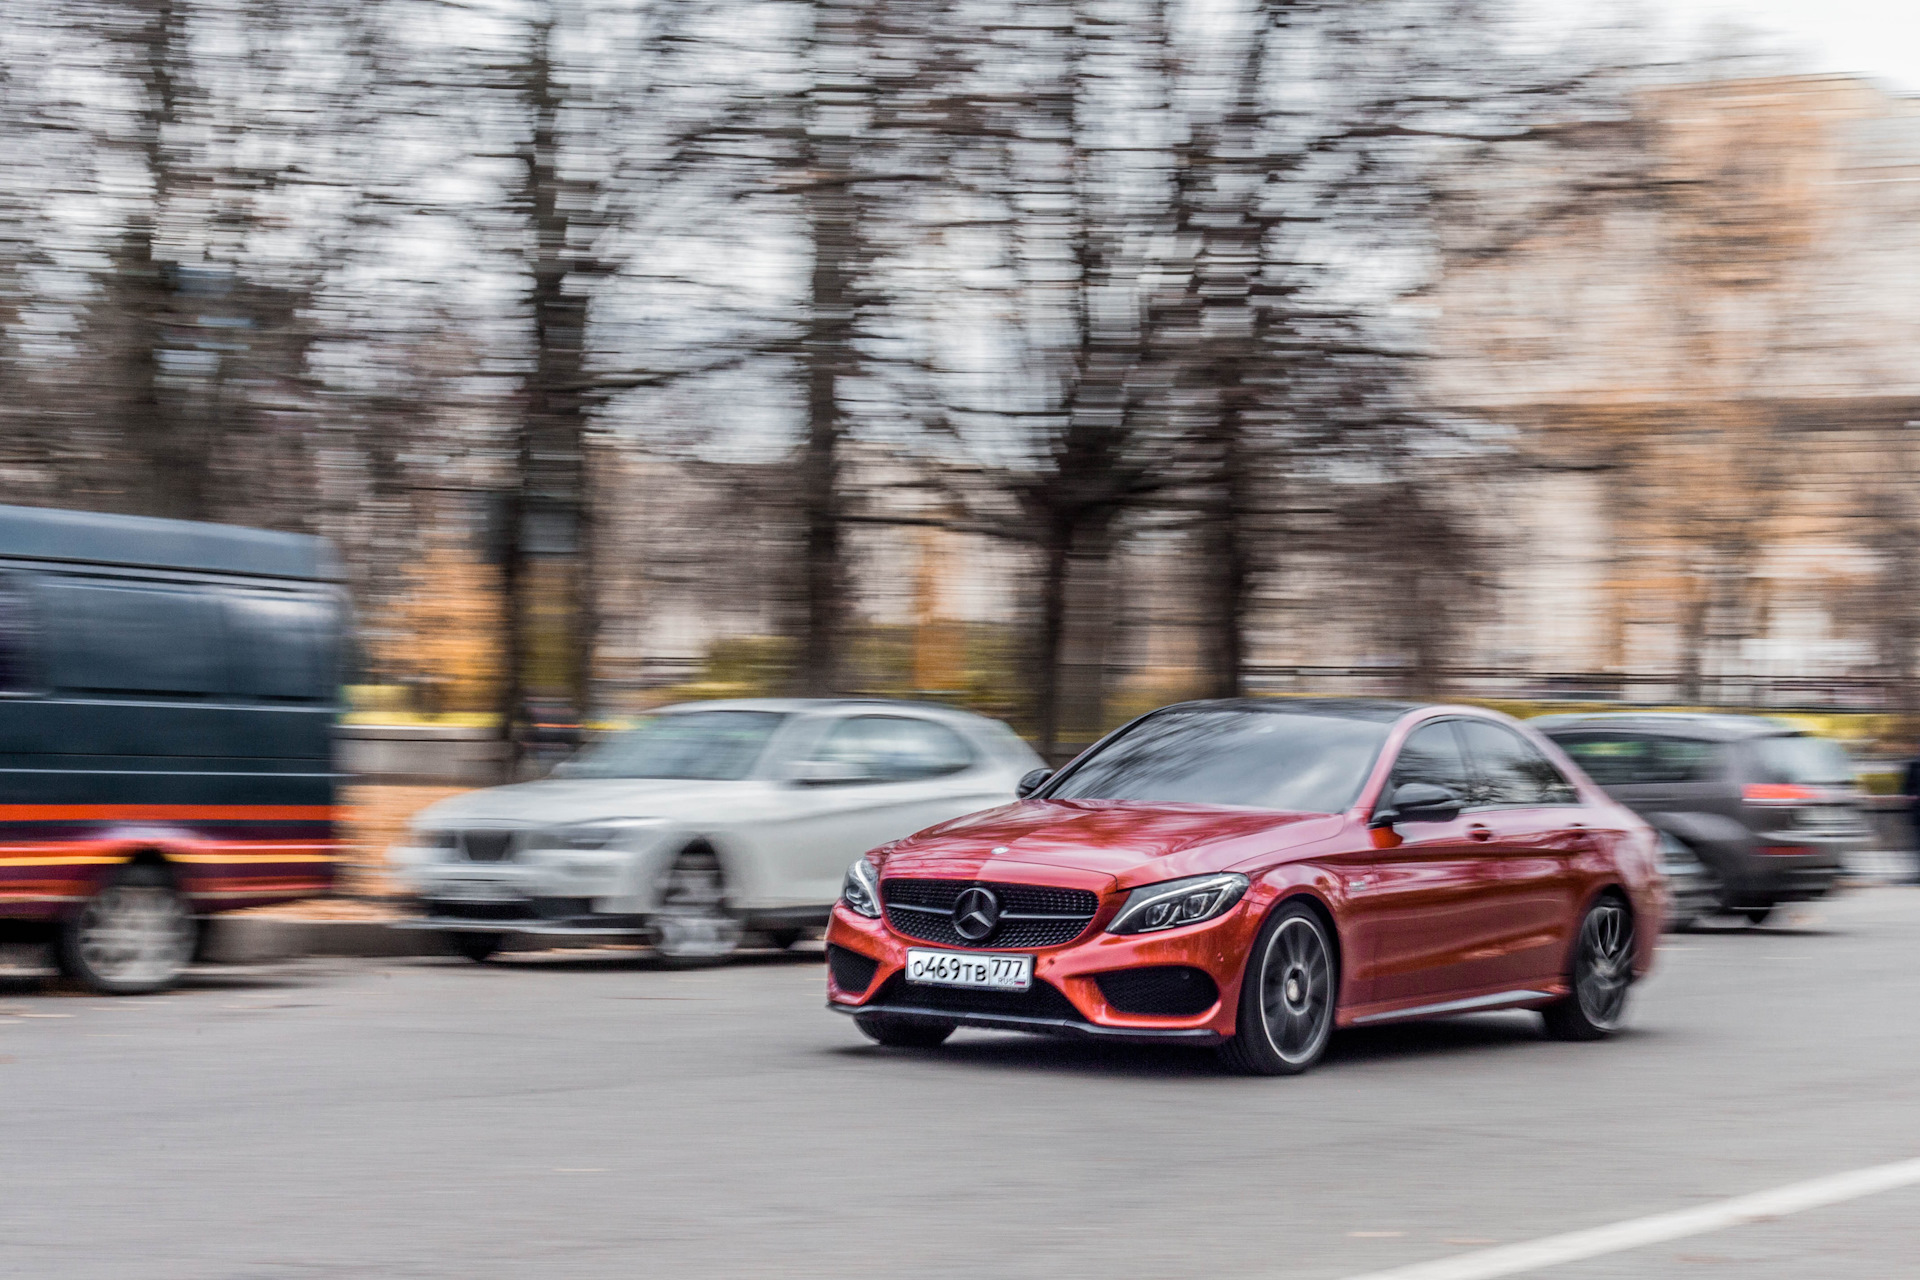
438,877,519,903
905,948,1033,991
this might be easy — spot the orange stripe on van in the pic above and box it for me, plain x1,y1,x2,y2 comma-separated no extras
0,805,336,822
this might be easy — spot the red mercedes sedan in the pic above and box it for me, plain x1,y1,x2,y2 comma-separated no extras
825,699,1662,1074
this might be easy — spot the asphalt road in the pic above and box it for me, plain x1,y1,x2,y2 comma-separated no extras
3,889,1918,1280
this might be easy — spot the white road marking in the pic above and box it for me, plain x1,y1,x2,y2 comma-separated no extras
1336,1156,1920,1280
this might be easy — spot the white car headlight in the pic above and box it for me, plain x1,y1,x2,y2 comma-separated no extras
543,819,668,851
1106,873,1250,935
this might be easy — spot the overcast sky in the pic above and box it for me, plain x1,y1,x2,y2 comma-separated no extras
1529,0,1920,94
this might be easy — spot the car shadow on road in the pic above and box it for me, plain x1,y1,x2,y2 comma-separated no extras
1677,920,1838,938
824,1010,1657,1079
1326,1013,1553,1066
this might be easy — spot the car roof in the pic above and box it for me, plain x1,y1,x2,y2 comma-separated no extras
1152,697,1430,724
650,697,998,724
1530,711,1802,742
0,502,337,581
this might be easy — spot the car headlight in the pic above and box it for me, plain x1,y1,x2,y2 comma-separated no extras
1106,872,1250,935
412,829,459,852
550,823,627,851
841,857,882,919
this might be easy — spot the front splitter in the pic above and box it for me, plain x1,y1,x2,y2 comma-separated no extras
827,999,1224,1045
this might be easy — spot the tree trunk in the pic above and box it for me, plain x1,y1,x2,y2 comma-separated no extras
501,12,594,770
791,0,863,697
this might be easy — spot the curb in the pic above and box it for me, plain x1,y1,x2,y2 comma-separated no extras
201,917,470,964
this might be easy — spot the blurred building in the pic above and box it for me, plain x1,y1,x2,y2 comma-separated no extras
1424,74,1920,708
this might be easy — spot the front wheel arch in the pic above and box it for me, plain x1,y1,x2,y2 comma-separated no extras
1226,888,1346,1034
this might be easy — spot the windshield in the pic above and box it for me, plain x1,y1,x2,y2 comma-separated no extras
1749,735,1854,786
1046,709,1390,812
563,710,786,781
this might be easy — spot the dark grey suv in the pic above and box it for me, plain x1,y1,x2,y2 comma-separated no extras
1533,712,1866,926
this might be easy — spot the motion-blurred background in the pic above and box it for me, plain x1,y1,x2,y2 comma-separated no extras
6,0,1920,806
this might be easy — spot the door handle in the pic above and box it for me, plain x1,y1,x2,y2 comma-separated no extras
1467,824,1494,842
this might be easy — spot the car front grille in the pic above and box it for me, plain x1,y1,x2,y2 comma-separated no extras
866,971,1087,1022
1093,966,1220,1016
459,830,517,862
880,878,1099,949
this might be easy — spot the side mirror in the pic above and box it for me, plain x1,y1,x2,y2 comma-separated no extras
1372,782,1465,828
787,758,875,786
1016,768,1053,799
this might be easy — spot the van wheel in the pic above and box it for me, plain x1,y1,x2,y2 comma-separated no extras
1743,905,1774,926
652,847,741,966
451,932,505,963
59,864,196,995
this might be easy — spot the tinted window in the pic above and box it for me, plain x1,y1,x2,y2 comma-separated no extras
1458,720,1577,805
226,592,339,700
0,575,34,693
1389,721,1472,795
808,715,975,781
40,580,226,695
564,711,785,780
1552,733,1721,786
1748,735,1852,786
1048,709,1390,812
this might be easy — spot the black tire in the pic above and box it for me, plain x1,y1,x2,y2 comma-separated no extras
652,847,741,966
1743,905,1774,925
451,932,505,963
763,928,804,951
58,863,196,995
1218,902,1338,1076
854,1012,956,1048
1541,895,1634,1041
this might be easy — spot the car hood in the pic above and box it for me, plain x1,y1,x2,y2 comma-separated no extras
876,800,1343,888
410,777,768,829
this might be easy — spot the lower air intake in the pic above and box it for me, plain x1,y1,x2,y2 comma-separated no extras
827,945,881,995
1093,966,1220,1016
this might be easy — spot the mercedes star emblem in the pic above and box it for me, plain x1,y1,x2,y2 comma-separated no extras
951,886,1001,942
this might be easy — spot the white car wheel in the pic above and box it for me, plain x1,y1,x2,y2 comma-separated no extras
653,848,741,965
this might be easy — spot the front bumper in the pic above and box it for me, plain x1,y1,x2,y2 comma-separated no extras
1731,840,1848,905
824,897,1260,1043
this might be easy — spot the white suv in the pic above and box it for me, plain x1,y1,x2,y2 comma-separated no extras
391,699,1043,962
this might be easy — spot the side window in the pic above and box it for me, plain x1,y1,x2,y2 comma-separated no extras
226,591,339,700
1459,720,1577,805
809,716,976,782
1555,733,1719,785
39,580,226,695
0,574,37,693
1553,733,1647,786
1388,721,1472,796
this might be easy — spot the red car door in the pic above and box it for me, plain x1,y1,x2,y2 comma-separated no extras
1456,719,1587,993
1355,719,1499,1007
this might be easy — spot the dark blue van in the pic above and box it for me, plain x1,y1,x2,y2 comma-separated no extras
0,504,344,992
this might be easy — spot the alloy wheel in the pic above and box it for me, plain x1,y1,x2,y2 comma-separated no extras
1573,899,1633,1031
1259,915,1334,1066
